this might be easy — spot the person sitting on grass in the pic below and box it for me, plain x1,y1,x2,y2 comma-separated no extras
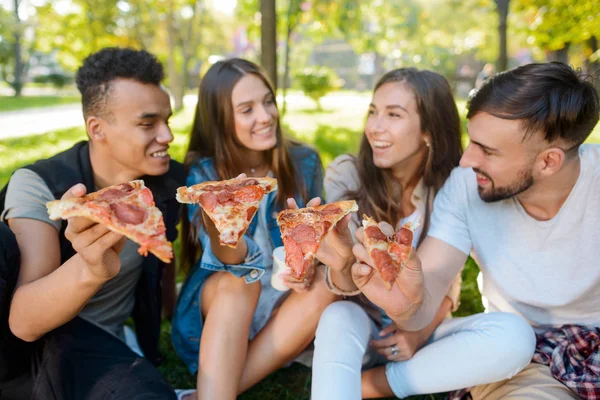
0,47,184,399
171,58,340,400
350,62,600,399
310,67,535,400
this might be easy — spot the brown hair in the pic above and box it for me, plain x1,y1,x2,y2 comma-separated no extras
180,58,303,273
349,68,463,243
468,62,599,150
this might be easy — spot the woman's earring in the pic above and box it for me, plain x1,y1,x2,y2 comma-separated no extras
425,141,430,148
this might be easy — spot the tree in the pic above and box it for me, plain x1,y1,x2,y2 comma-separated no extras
495,0,510,71
514,0,600,65
11,0,24,96
260,0,277,90
35,0,230,110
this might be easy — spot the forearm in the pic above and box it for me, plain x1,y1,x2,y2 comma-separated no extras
411,296,453,339
210,239,248,265
9,254,105,342
391,277,455,331
330,259,358,293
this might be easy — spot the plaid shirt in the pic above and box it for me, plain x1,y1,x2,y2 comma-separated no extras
449,324,600,400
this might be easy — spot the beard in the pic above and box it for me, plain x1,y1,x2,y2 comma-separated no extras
474,167,534,203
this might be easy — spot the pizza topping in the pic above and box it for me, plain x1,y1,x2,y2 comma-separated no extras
139,188,155,206
235,185,265,203
198,192,218,213
110,203,148,225
46,179,173,263
395,227,413,246
371,249,397,282
246,206,258,221
216,191,238,206
320,204,342,217
364,225,388,241
97,188,128,202
277,200,359,280
389,242,411,262
283,237,305,276
290,224,317,242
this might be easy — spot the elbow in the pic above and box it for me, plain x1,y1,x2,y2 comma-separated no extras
9,313,41,342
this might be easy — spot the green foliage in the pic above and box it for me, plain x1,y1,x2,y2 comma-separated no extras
514,0,600,52
294,67,341,109
2,92,600,400
32,73,73,89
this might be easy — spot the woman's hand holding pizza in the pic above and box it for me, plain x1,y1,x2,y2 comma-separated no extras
63,184,126,283
282,197,322,292
351,223,424,322
285,197,355,274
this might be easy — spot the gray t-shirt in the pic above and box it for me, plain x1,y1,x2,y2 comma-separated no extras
2,168,144,340
428,144,600,329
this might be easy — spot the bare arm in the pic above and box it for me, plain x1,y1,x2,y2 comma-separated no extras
8,184,125,342
407,237,467,330
203,211,248,265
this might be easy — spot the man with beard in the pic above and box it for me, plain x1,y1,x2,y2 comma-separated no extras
350,62,600,399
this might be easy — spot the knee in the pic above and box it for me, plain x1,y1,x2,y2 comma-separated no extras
480,312,536,372
315,301,370,343
214,272,261,304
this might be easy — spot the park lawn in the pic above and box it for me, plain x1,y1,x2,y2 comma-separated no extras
0,94,598,399
0,95,81,112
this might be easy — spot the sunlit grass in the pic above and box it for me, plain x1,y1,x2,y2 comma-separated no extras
0,95,80,112
1,92,598,399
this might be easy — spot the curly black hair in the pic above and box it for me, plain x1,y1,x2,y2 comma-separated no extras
75,47,165,119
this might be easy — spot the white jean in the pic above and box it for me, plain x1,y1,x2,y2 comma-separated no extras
311,301,536,399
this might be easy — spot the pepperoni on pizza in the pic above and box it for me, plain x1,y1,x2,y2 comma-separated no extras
176,177,278,248
362,215,416,290
46,180,173,263
277,200,358,280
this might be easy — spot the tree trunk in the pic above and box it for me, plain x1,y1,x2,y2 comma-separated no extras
260,0,277,91
166,5,183,111
585,36,599,91
281,0,294,115
12,0,23,97
495,0,509,72
549,43,570,64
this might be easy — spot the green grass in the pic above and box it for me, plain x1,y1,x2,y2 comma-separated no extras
0,95,80,112
1,93,599,399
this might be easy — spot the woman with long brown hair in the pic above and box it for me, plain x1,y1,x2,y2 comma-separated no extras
171,58,337,400
311,68,533,399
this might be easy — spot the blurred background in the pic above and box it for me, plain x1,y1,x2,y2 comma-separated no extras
0,1,599,398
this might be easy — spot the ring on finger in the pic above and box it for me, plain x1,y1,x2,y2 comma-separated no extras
390,345,399,356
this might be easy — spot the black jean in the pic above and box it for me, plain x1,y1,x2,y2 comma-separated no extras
28,317,176,400
0,225,175,400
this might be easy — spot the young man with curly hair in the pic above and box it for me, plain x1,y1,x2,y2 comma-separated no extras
0,47,184,399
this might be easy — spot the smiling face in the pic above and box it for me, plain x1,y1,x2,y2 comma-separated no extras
92,78,173,178
461,112,538,202
365,81,428,173
231,74,278,152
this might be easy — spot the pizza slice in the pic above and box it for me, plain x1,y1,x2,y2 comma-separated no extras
46,180,173,263
362,215,416,290
176,177,278,248
277,200,358,280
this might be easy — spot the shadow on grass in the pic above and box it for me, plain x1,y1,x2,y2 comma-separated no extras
0,121,474,400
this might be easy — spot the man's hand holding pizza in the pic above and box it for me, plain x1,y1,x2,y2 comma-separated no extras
352,222,424,324
63,184,126,283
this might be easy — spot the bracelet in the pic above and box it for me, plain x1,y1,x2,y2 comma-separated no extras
324,265,362,296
